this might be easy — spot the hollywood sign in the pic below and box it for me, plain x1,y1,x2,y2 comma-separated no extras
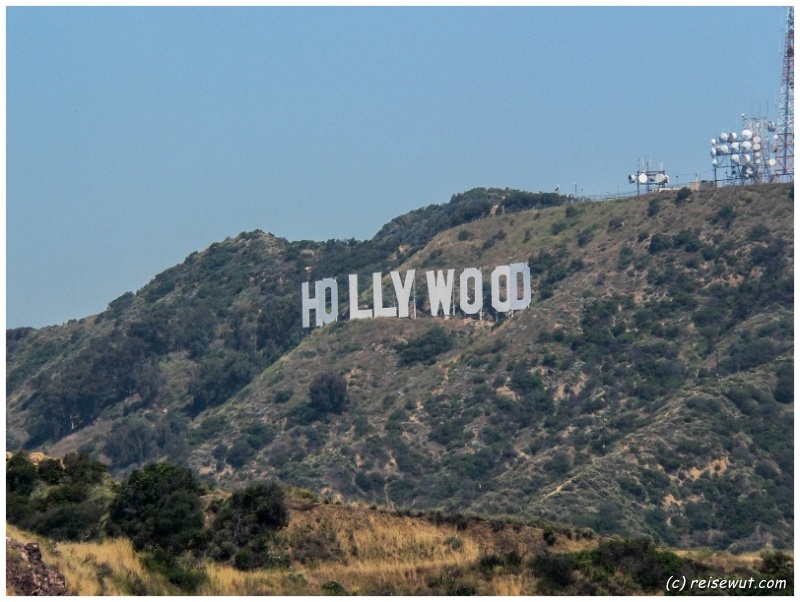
302,262,531,328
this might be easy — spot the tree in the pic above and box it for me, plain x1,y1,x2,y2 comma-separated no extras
210,481,289,568
309,372,348,415
6,453,38,497
107,463,206,553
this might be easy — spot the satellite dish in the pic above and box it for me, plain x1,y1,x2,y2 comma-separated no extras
711,138,717,145
730,132,738,141
717,144,729,154
741,129,753,140
740,140,752,152
769,158,777,166
741,153,751,165
628,174,636,183
731,154,740,164
638,173,648,184
711,148,717,157
664,175,669,184
730,142,740,152
768,121,777,131
654,173,665,183
720,132,729,142
712,158,719,166
753,142,761,151
753,135,761,144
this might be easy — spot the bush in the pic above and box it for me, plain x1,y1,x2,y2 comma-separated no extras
607,216,625,231
27,501,105,541
648,233,672,254
107,463,206,553
309,372,348,415
712,204,736,227
142,550,208,593
210,481,290,568
37,458,66,485
6,453,38,497
531,552,573,587
397,326,454,366
320,580,349,595
774,363,793,403
675,187,692,204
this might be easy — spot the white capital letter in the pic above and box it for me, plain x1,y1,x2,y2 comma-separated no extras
317,278,339,325
302,279,338,328
349,274,373,320
373,272,397,318
508,263,532,311
491,265,511,313
459,268,483,315
426,269,455,316
391,269,415,318
301,281,317,328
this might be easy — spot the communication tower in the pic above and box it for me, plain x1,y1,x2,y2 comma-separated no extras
627,159,670,194
774,6,794,180
711,115,777,185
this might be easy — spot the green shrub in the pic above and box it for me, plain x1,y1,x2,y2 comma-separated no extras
107,463,206,553
6,453,38,497
531,552,573,587
309,372,348,415
321,580,349,595
675,187,692,204
774,363,793,403
397,326,454,366
210,481,290,569
37,458,65,485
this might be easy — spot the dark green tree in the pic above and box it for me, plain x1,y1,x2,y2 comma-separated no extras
107,463,206,553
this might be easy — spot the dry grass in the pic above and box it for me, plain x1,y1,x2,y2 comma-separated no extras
676,548,789,573
5,523,172,595
8,504,789,596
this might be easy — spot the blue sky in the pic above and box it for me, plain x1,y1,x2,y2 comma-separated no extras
6,6,789,328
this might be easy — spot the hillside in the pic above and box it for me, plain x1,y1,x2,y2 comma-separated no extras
4,453,793,596
6,183,794,552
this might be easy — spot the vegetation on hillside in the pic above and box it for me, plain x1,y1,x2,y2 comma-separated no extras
6,183,794,553
5,452,792,595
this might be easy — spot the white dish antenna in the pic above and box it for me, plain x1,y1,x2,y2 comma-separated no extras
638,173,648,184
720,132,729,142
741,129,753,140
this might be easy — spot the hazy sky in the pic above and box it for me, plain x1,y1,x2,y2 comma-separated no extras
6,6,789,328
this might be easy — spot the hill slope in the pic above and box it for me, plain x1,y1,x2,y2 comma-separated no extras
6,183,794,552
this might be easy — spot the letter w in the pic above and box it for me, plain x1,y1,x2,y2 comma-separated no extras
426,269,455,316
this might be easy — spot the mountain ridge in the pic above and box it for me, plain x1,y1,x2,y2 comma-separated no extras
6,183,794,552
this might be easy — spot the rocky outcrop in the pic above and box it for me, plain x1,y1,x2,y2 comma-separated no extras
6,538,67,596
